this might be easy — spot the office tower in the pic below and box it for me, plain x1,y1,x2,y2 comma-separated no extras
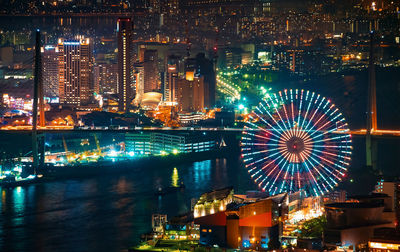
143,49,159,93
177,76,204,112
195,53,216,108
117,18,133,112
58,37,93,106
94,63,118,94
164,55,180,104
41,45,59,98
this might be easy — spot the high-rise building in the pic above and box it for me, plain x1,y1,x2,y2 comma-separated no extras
177,76,204,112
143,49,159,93
133,63,144,104
117,18,133,112
375,179,400,227
94,63,118,94
164,55,180,104
58,37,93,106
195,53,216,109
41,45,59,98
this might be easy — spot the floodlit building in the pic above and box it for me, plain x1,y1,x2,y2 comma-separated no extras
194,187,234,218
141,92,162,109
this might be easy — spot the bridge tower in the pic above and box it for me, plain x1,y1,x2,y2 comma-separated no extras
366,32,378,171
32,30,45,174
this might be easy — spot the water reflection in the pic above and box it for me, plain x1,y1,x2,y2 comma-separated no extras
171,167,179,187
0,158,252,252
192,160,211,189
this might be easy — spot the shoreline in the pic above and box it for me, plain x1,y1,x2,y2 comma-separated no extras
1,148,239,187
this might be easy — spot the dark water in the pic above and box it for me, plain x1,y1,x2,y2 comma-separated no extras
0,157,256,252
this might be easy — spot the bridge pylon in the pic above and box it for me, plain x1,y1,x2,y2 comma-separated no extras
366,31,378,172
32,29,45,174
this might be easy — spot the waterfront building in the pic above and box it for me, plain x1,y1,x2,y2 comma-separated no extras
41,45,59,98
125,132,152,155
194,189,284,249
163,212,202,241
117,18,133,112
124,132,216,155
58,37,93,106
193,187,234,218
152,214,167,235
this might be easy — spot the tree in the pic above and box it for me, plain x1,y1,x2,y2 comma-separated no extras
299,216,327,238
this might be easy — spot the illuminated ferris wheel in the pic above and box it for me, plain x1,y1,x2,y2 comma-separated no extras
241,89,352,196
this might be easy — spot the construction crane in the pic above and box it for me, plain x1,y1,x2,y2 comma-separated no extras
93,134,102,156
62,136,75,162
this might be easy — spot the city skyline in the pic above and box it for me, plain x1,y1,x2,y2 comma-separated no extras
0,0,399,251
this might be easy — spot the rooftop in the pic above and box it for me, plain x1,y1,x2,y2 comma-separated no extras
196,186,233,205
325,202,383,209
350,193,390,200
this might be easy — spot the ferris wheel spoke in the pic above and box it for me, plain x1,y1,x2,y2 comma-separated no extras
279,90,293,129
305,154,339,187
241,89,351,197
301,160,324,196
254,107,290,140
247,150,283,173
270,157,290,194
247,120,282,140
313,148,351,163
299,91,313,130
312,134,351,144
303,96,325,132
308,150,348,174
305,163,332,194
265,95,292,139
